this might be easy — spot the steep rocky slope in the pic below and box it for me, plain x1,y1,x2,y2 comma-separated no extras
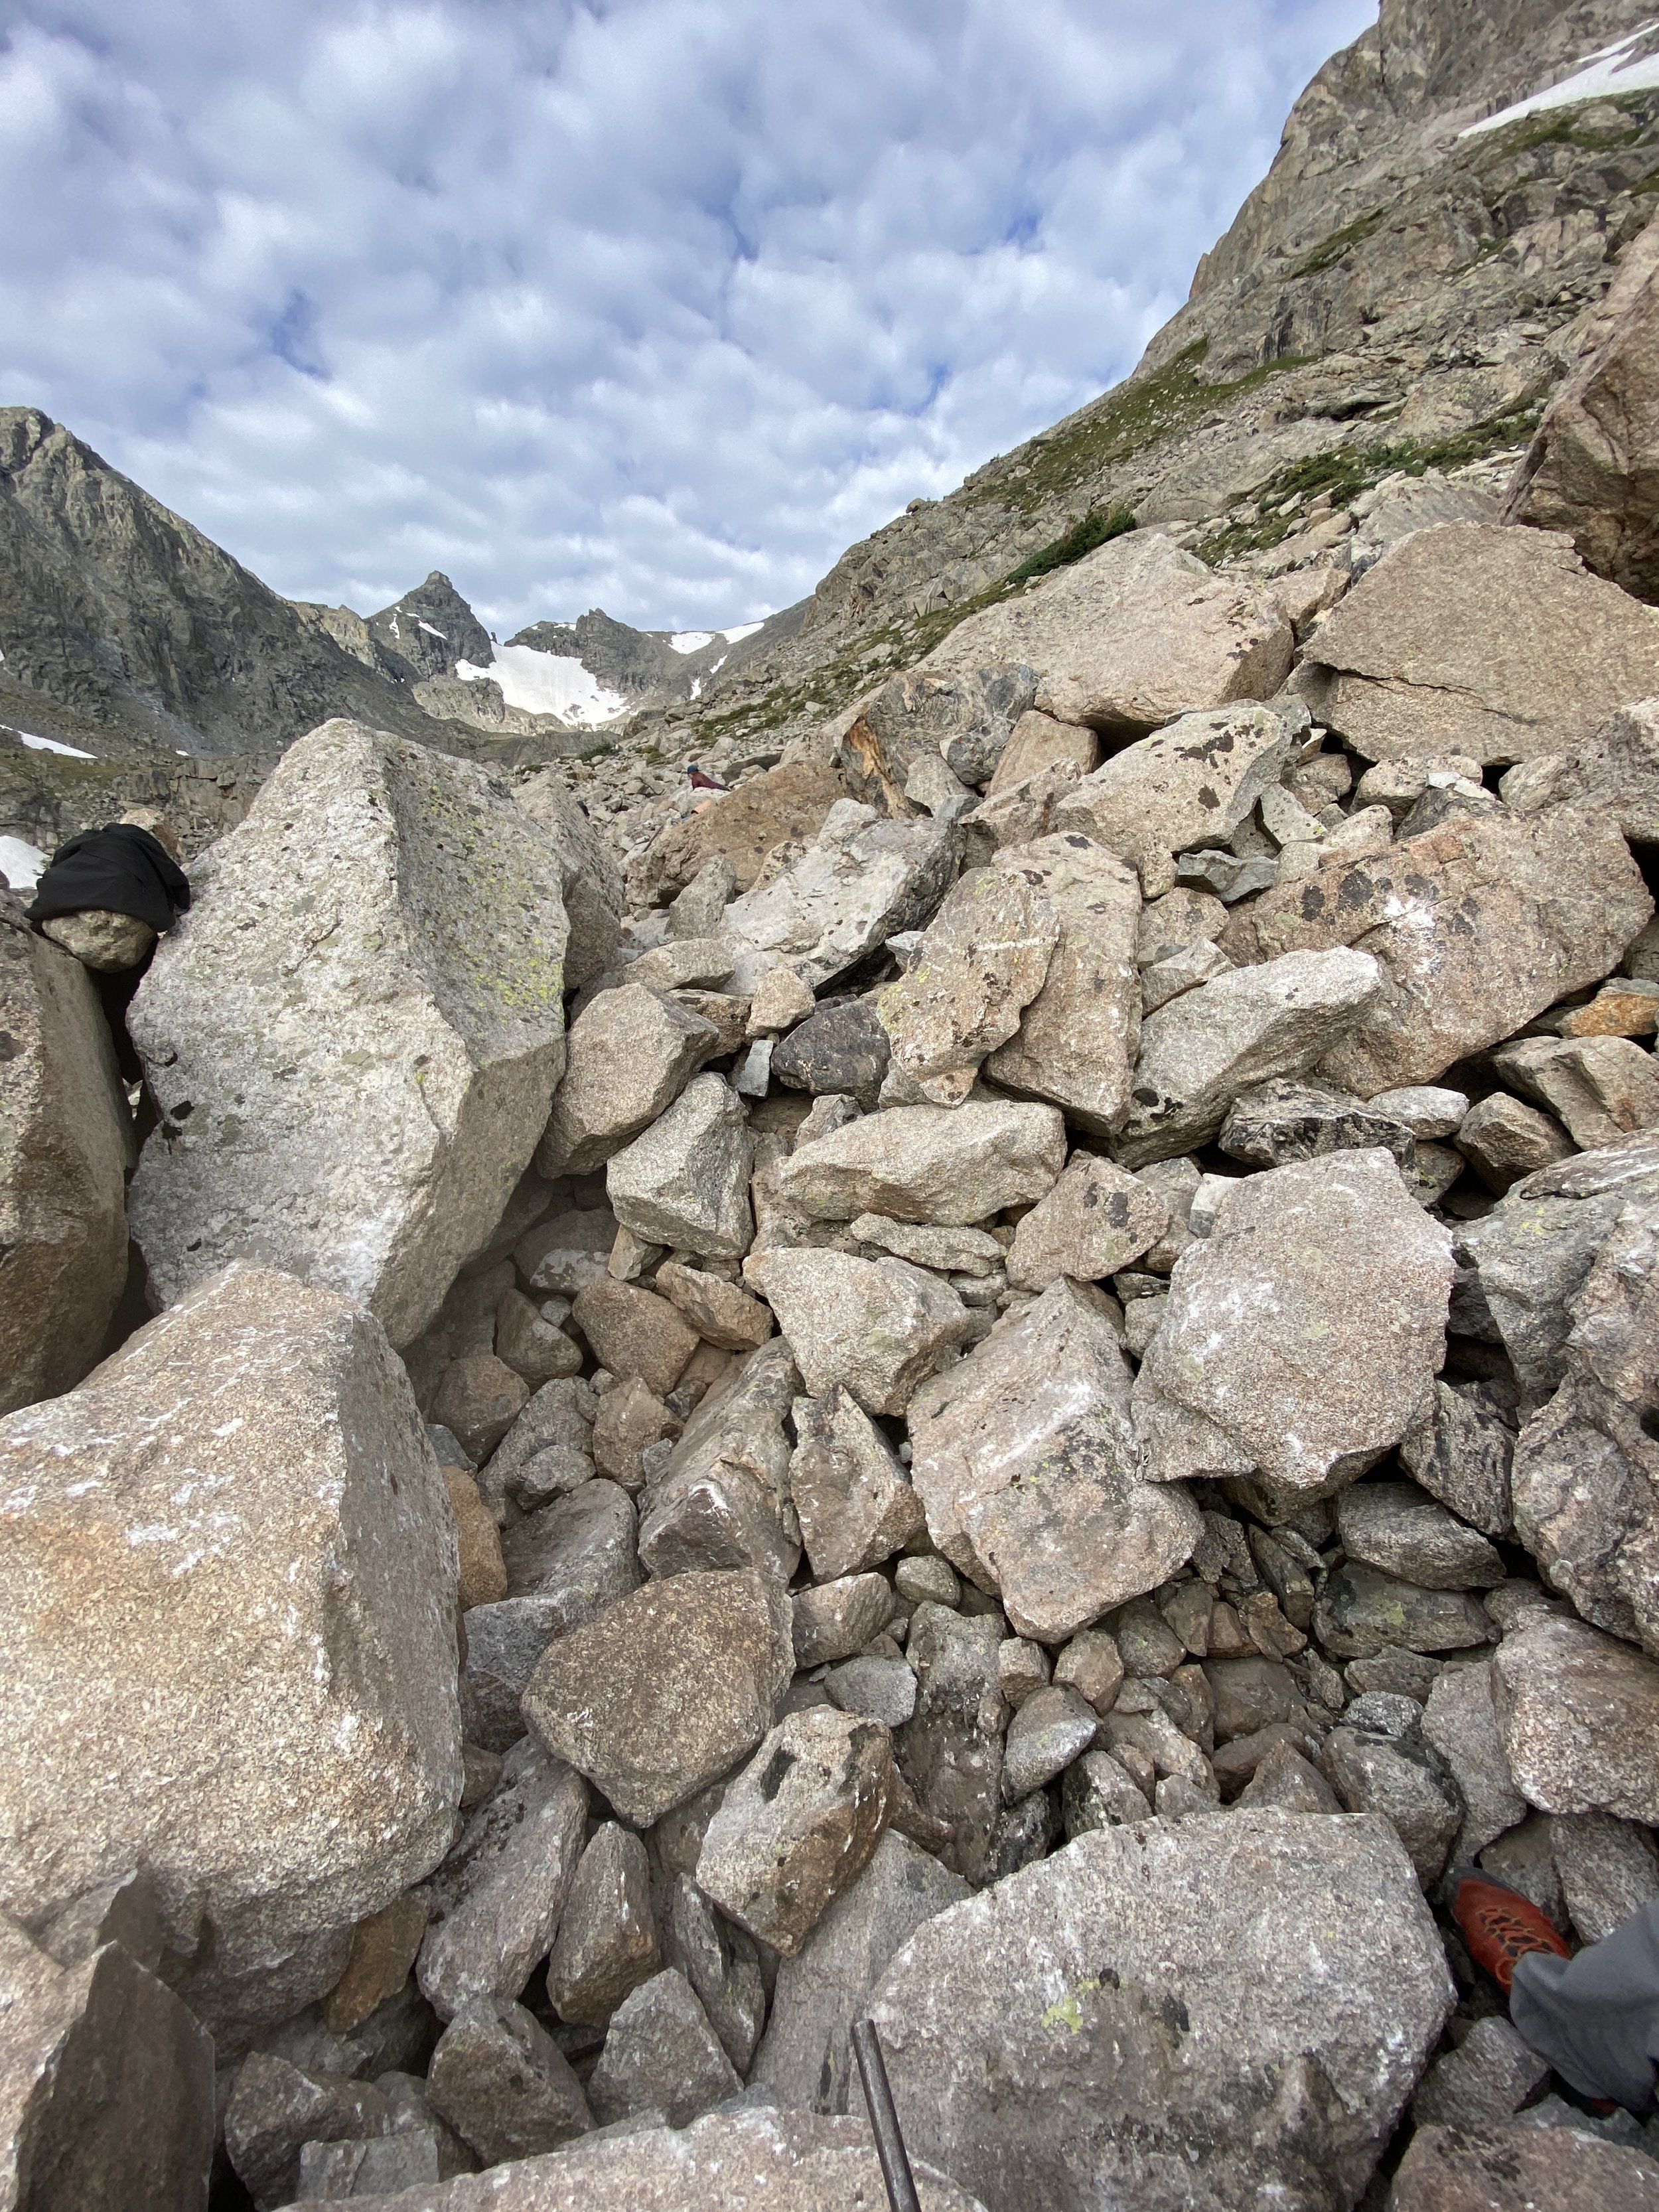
7,4,1659,2208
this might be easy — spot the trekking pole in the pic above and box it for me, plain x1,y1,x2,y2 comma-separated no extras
851,2017,922,2212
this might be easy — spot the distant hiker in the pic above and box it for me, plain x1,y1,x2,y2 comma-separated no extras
27,809,191,1082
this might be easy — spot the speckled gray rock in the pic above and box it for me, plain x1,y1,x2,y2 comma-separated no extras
980,834,1142,1134
659,1874,767,2073
910,1278,1199,1637
1319,1729,1462,1883
1390,2121,1659,2212
870,1811,1453,2212
1052,698,1295,872
1293,523,1659,765
502,1469,638,1601
1551,1811,1659,1944
1218,1078,1415,1169
0,914,135,1414
654,1260,774,1351
696,1706,893,1954
780,1100,1066,1226
1135,1150,1453,1497
427,1997,592,2165
522,1570,794,1826
1220,806,1653,1098
752,1830,971,2116
1006,1153,1169,1292
1420,1660,1527,1862
1115,949,1381,1167
772,999,891,1105
1334,1483,1504,1591
225,2051,388,2209
587,1969,741,2127
0,1262,461,1980
925,532,1292,735
794,1574,896,1666
1510,1195,1659,1653
1494,1035,1659,1153
1494,1613,1659,1824
282,2107,986,2210
1313,1566,1495,1660
825,1657,919,1728
418,1741,588,2021
1455,1091,1576,1193
721,803,957,994
1462,1137,1659,1396
745,1249,974,1418
130,721,571,1347
897,1607,1007,1887
638,1337,801,1581
791,1385,927,1581
1410,2016,1550,2131
571,1279,699,1398
1400,1383,1514,1539
535,984,719,1178
875,864,1058,1106
605,1074,753,1261
1061,1748,1154,1834
0,1915,214,2212
1001,1685,1098,1801
546,1822,660,2026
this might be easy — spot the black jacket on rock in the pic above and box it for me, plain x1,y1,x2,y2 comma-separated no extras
27,824,192,934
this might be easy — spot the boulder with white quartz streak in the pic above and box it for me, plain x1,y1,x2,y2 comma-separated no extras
1052,700,1297,873
922,530,1293,733
751,1830,970,2115
1220,805,1653,1098
534,983,719,1177
721,802,957,994
130,719,571,1347
910,1278,1199,1637
869,1811,1452,2212
745,1248,975,1418
978,833,1142,1134
0,1262,461,1984
875,865,1058,1106
1135,1150,1453,1498
1494,1612,1659,1824
637,1337,801,1580
605,1073,753,1260
0,911,135,1414
781,1100,1066,1226
1115,948,1381,1169
417,1740,588,2021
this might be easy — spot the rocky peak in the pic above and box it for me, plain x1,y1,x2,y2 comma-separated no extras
369,571,495,682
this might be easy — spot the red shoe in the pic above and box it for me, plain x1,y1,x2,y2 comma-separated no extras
1451,1870,1572,1992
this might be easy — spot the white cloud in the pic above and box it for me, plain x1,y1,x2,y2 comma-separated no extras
0,0,1376,632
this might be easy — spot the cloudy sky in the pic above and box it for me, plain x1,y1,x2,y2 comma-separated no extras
1,0,1376,636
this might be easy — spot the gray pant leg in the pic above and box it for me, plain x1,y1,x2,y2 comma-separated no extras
1511,1899,1659,2110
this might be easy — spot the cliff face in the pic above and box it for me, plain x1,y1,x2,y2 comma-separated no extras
0,409,486,765
656,0,1659,760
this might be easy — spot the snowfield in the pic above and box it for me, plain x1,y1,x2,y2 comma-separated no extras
455,646,627,727
1463,21,1659,133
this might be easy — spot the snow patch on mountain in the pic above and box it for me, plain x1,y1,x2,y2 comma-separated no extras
1463,20,1659,133
670,631,715,654
455,646,627,726
0,836,48,890
721,621,764,644
13,731,96,759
